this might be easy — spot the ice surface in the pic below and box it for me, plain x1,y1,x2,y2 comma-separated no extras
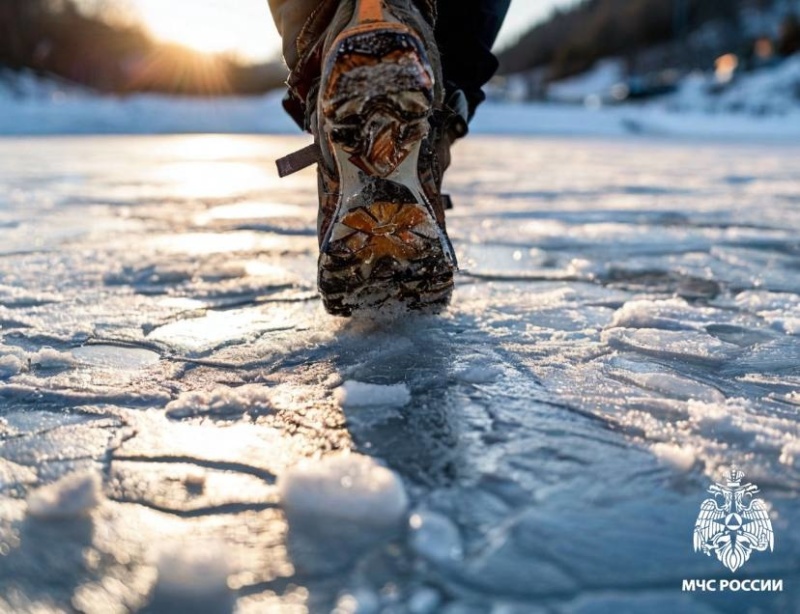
71,345,160,369
1,134,799,612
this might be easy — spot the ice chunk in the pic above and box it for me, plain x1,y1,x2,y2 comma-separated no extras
774,317,800,336
780,440,800,467
27,471,102,519
609,363,725,403
453,362,503,384
0,354,23,379
334,381,411,409
148,542,234,614
409,510,463,564
650,443,696,472
279,453,409,574
603,328,740,364
734,291,800,335
408,588,442,614
279,452,408,530
610,298,702,330
333,591,380,614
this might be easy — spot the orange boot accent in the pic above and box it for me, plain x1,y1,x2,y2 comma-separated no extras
356,0,385,24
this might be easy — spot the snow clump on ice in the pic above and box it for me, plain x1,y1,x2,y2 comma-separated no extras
279,452,408,530
27,471,103,519
409,509,464,564
148,542,234,614
650,443,697,472
30,347,78,369
334,381,411,409
0,354,23,379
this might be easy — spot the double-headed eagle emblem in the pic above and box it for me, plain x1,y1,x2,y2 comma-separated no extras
693,469,774,572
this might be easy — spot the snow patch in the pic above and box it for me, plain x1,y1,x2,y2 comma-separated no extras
279,452,408,530
3,65,800,141
27,472,102,519
334,381,411,409
734,290,800,336
0,72,297,136
30,347,77,369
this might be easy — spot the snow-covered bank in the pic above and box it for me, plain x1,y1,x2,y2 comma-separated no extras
0,88,299,136
471,102,800,140
2,67,800,141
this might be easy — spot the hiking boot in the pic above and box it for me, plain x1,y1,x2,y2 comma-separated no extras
277,0,467,317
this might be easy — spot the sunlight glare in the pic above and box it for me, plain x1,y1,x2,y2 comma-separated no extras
133,0,279,62
151,160,275,199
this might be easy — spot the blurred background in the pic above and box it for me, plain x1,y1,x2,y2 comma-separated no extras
0,0,799,132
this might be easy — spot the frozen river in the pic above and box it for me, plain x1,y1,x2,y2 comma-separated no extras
1,135,799,613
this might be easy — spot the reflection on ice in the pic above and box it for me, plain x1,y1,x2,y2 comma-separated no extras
196,201,308,225
71,345,160,370
150,162,275,199
147,307,296,354
149,231,314,255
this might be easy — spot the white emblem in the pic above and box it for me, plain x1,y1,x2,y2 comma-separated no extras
693,469,774,572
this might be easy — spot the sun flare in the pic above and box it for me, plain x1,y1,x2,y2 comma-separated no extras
133,0,279,62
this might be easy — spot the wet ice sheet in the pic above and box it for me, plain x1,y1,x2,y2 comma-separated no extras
0,135,799,613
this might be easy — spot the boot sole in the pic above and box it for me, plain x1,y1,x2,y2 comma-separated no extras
317,24,456,317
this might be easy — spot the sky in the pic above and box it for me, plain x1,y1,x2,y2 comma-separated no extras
127,0,573,63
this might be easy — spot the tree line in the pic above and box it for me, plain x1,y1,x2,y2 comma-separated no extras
498,0,800,80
